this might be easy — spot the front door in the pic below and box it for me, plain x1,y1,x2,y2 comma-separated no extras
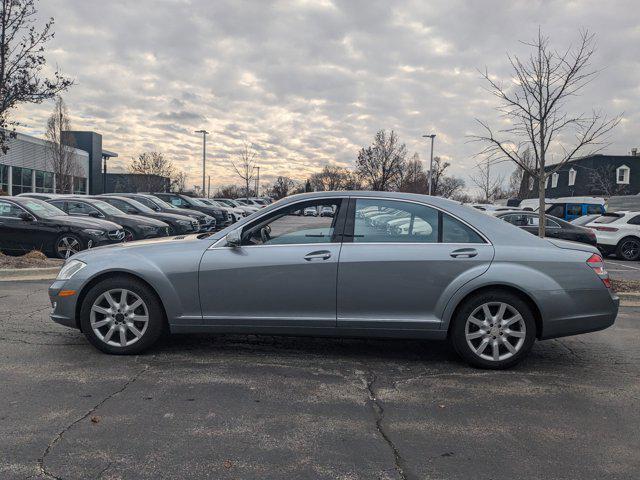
337,198,494,330
198,197,346,327
0,200,45,253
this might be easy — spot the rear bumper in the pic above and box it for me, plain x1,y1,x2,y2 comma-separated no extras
538,289,619,340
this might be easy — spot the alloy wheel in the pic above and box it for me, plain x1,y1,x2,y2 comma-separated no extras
123,229,135,242
620,239,640,260
56,236,81,259
90,289,149,347
465,302,526,362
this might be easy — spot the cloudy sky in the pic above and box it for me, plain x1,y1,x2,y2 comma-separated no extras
13,0,640,194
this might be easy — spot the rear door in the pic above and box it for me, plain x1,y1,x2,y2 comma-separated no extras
337,198,494,331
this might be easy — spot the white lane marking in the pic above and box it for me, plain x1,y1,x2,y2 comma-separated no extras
606,260,640,271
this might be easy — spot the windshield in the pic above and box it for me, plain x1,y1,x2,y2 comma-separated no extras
125,198,155,213
216,199,236,207
147,196,174,209
91,200,128,216
22,199,66,218
594,214,622,224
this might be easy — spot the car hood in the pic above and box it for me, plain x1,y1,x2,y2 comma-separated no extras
166,207,205,218
47,216,122,230
154,212,197,222
546,238,599,254
74,232,207,258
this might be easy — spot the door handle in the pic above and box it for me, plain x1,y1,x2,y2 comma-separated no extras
304,250,332,261
450,248,478,258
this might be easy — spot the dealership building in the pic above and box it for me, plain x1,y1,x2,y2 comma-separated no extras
0,130,118,196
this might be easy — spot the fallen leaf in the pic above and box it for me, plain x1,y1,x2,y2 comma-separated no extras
90,416,101,424
223,460,233,469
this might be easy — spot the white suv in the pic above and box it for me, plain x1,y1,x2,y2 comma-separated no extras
586,211,640,260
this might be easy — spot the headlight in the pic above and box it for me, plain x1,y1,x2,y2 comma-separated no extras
213,209,223,215
56,260,86,280
176,220,191,226
83,228,105,237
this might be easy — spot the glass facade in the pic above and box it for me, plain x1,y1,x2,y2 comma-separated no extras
35,170,55,193
73,177,87,194
11,166,33,195
0,164,8,195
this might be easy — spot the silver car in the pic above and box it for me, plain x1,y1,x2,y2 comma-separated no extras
48,191,618,369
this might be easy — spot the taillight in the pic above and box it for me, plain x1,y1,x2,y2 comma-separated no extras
589,226,618,232
587,253,611,288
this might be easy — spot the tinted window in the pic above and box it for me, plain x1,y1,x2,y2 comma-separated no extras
134,196,160,210
0,201,25,218
628,215,640,225
104,198,138,213
547,204,565,217
586,205,602,214
67,201,99,215
442,213,484,243
354,199,438,243
241,199,343,246
567,204,582,216
594,214,622,224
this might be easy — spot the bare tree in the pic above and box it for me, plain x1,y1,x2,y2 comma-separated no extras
438,176,466,199
309,165,352,191
587,165,628,197
269,176,296,200
129,151,174,192
232,143,258,200
0,0,73,153
470,159,505,202
171,171,187,193
473,29,621,236
396,153,427,193
356,130,407,191
45,96,80,193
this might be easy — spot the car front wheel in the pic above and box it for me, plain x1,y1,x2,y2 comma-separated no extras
450,291,536,369
55,234,84,259
79,276,165,354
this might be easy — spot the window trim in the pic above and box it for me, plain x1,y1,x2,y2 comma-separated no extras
551,172,559,188
343,197,489,246
568,168,576,186
616,165,630,185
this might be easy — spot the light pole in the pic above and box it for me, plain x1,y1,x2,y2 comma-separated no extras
255,166,260,196
422,133,436,195
195,129,209,195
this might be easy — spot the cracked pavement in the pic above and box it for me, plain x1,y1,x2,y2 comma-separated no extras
1,280,639,479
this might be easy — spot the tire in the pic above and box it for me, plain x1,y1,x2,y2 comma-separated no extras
616,237,640,261
450,290,537,370
123,228,136,242
79,276,165,354
55,233,84,259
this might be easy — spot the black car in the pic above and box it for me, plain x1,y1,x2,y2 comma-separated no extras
149,192,230,229
47,197,170,242
0,197,125,258
101,193,216,232
95,196,199,235
495,211,598,246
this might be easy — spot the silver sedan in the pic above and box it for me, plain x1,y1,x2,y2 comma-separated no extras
49,191,618,369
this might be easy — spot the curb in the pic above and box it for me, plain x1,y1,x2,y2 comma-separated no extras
0,267,60,282
618,292,640,306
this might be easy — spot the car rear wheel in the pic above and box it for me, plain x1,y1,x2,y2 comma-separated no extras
79,276,165,354
55,234,84,259
616,237,640,261
450,291,536,369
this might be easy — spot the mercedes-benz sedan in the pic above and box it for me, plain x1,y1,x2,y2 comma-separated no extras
48,192,618,369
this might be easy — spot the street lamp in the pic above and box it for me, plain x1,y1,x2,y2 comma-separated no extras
195,129,209,195
255,166,260,197
422,133,436,195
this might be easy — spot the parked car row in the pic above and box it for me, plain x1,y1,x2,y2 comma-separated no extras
0,192,262,259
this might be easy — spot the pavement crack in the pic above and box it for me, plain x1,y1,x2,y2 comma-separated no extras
37,364,150,480
360,371,417,480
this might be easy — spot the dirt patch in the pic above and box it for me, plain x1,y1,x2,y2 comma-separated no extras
0,251,64,269
611,279,640,293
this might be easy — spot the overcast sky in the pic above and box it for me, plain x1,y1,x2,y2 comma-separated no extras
13,0,640,194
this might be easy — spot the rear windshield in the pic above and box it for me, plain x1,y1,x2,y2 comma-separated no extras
594,214,622,224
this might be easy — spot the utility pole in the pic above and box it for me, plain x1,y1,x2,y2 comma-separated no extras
207,175,211,198
255,166,260,197
422,133,436,195
195,130,209,195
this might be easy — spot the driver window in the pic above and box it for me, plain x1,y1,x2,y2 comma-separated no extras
241,200,342,246
67,201,98,215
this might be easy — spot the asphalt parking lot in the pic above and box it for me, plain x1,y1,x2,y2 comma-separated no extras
605,258,640,282
1,280,639,480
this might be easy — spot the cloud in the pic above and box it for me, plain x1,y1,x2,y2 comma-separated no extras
12,0,640,194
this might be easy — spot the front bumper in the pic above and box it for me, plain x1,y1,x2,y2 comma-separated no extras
48,279,81,329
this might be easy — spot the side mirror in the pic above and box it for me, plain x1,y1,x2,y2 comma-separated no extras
19,212,35,222
128,209,138,215
225,229,242,247
89,211,103,218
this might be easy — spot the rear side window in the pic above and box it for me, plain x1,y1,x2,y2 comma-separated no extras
567,204,582,216
0,201,25,218
627,215,640,225
547,204,565,217
351,199,484,244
